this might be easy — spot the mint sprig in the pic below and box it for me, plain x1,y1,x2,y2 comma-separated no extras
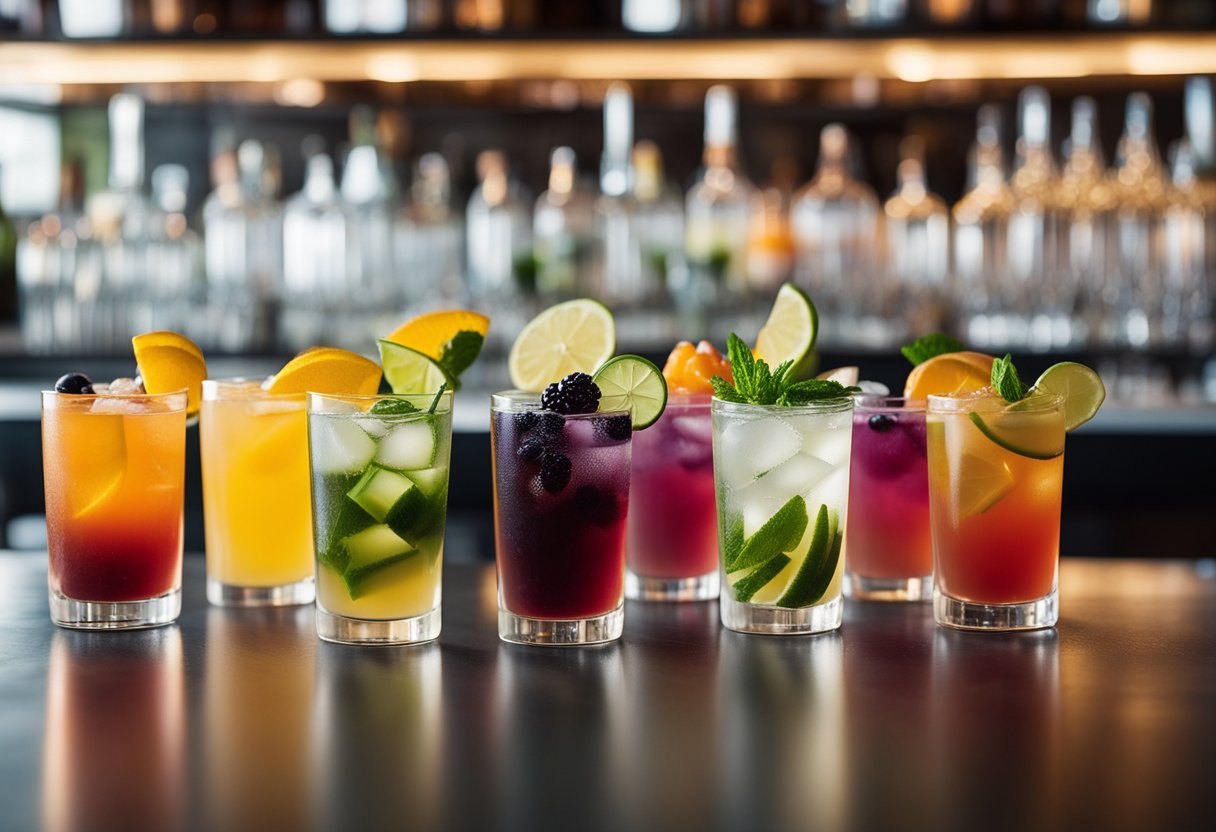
901,333,964,366
991,354,1027,403
437,330,485,387
712,333,857,406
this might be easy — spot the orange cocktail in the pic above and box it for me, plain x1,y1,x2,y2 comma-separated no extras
42,386,187,628
201,379,313,606
926,392,1065,629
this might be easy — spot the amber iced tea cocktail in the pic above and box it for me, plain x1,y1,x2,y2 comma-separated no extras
42,386,187,629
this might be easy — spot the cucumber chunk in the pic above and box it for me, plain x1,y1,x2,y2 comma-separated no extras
375,419,438,470
347,467,412,522
340,524,418,598
407,467,448,497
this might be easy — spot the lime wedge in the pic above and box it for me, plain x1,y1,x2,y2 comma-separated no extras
754,283,818,375
592,354,668,430
968,412,1064,461
379,339,452,395
956,452,1015,516
1032,361,1105,432
508,299,616,392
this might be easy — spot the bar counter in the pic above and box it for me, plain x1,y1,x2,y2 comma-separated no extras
2,552,1213,832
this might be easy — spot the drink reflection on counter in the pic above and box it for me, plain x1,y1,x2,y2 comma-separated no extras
42,627,185,832
717,632,847,830
314,642,442,831
203,606,317,832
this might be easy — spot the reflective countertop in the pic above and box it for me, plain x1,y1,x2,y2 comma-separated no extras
2,553,1214,832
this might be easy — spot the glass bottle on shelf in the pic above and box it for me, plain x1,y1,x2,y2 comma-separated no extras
281,145,347,352
1161,140,1210,352
884,136,949,341
594,82,641,307
466,150,532,312
341,107,399,349
1184,77,1216,320
845,0,908,27
791,123,879,343
138,164,201,337
202,138,282,352
1112,92,1169,349
56,0,125,38
952,105,1014,349
0,162,16,323
1008,85,1066,349
746,156,797,297
621,0,685,32
1058,96,1116,347
534,146,595,301
630,140,684,302
684,85,754,323
397,152,462,316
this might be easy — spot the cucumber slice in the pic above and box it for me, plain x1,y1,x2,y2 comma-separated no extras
340,524,418,598
375,419,438,470
347,467,411,521
407,467,449,497
385,485,443,543
311,418,377,475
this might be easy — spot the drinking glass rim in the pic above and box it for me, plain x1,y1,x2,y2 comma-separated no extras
927,392,1065,414
853,394,925,413
308,390,454,409
710,396,853,416
490,389,629,419
41,387,187,403
202,377,303,400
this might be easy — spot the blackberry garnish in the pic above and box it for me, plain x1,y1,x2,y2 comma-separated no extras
518,437,546,463
540,372,602,415
513,411,540,433
538,451,573,493
868,414,896,433
594,414,632,443
55,372,95,395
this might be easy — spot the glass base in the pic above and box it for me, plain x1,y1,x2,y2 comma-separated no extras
625,569,719,602
846,573,932,602
207,575,315,608
719,592,842,635
49,586,180,630
316,605,441,645
498,604,624,645
934,588,1058,631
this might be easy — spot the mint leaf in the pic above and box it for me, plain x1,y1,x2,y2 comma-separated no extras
991,354,1027,403
901,333,965,366
370,398,419,415
437,330,484,385
778,379,859,406
713,331,853,407
710,375,742,403
725,333,756,399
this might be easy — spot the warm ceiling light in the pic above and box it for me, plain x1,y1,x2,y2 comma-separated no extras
275,78,325,108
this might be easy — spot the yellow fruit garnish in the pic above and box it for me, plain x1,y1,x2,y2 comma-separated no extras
265,348,382,396
385,310,490,361
904,351,995,400
132,330,208,417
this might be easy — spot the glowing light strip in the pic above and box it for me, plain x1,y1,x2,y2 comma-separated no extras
0,35,1214,85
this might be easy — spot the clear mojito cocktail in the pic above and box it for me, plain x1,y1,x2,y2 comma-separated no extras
42,382,188,629
308,391,453,644
491,391,633,643
201,380,314,606
846,395,932,600
713,396,854,634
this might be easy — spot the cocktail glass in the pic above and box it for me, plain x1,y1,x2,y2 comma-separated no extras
712,396,854,635
41,386,187,629
626,394,719,601
201,379,314,607
926,392,1066,630
491,391,632,645
846,395,932,601
307,391,453,644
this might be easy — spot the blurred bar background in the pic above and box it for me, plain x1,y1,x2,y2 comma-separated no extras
1,0,1214,555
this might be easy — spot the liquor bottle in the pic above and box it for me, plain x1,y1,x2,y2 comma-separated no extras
1058,96,1116,345
466,150,532,301
1112,92,1168,347
203,138,283,352
595,82,640,304
845,0,908,27
630,140,684,302
1185,77,1216,318
0,163,16,322
56,0,125,37
883,137,949,338
341,107,398,344
952,105,1014,348
280,146,346,350
398,152,462,313
1008,85,1065,348
1161,140,1209,348
622,0,684,32
534,146,595,299
746,156,798,296
791,123,879,335
141,164,201,336
685,86,753,306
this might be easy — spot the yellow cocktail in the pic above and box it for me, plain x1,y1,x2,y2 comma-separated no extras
201,379,314,606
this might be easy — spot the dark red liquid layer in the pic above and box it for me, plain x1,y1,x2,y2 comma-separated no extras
50,516,182,602
492,410,630,619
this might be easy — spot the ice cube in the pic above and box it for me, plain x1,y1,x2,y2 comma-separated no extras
803,465,850,517
791,422,853,467
755,453,835,498
671,414,713,445
311,417,377,475
89,397,149,416
857,380,890,395
106,377,142,395
717,417,802,489
355,417,388,439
